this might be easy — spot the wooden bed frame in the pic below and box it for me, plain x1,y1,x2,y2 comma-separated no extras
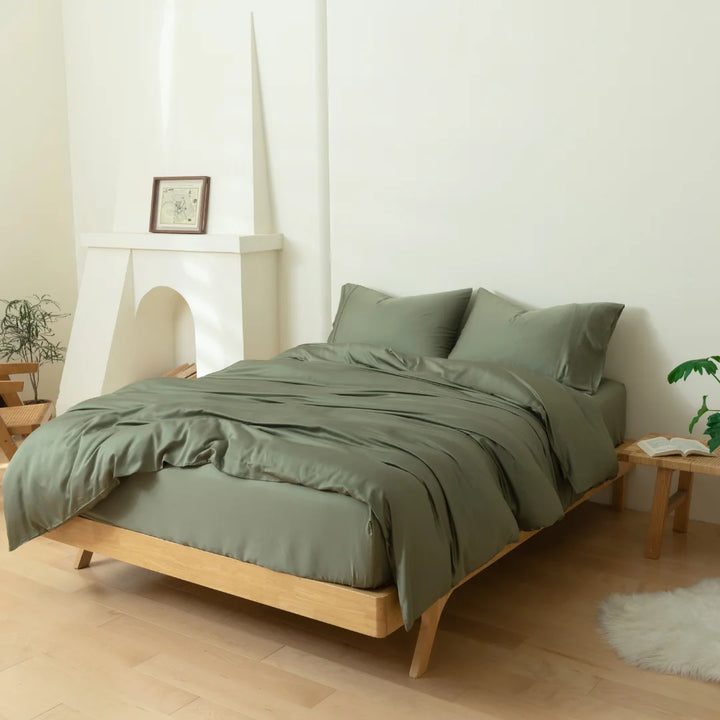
44,459,629,678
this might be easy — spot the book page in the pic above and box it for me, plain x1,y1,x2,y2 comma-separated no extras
669,438,709,454
641,437,671,451
637,437,672,456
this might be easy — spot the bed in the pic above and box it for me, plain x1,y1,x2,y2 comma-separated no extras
1,285,628,677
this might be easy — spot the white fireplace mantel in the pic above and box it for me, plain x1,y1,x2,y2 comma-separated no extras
80,232,283,254
57,232,283,414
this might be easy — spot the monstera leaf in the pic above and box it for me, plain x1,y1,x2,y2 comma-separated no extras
689,395,710,433
668,356,720,452
667,357,720,384
705,413,720,452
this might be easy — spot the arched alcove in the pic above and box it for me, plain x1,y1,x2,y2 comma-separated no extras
57,236,281,414
102,285,196,393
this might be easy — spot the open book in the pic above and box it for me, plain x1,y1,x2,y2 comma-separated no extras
637,436,711,458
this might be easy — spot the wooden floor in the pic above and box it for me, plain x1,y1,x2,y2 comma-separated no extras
1,497,720,720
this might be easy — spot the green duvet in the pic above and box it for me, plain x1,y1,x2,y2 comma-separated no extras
2,343,618,627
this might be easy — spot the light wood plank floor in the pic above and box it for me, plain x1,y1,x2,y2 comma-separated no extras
1,495,720,720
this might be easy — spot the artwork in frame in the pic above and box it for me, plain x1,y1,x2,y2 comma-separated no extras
149,176,210,234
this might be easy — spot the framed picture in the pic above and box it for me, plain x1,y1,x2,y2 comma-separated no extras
149,176,210,234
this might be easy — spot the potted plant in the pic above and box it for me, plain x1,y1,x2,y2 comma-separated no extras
667,356,720,451
0,294,68,404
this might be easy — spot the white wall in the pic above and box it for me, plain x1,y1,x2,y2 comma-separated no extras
327,0,720,522
0,0,77,402
62,0,328,349
58,1,720,522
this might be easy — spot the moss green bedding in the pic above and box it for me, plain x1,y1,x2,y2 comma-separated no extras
84,375,622,591
449,289,624,393
84,464,393,589
588,378,626,447
2,343,618,627
328,283,471,357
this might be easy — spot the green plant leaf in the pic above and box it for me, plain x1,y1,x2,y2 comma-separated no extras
689,395,710,433
704,412,720,452
667,358,719,384
0,295,68,402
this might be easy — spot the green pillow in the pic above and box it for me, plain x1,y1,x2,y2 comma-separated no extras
328,284,472,357
449,289,624,393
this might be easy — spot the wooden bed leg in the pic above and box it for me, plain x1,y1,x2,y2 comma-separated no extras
409,592,450,679
74,549,93,569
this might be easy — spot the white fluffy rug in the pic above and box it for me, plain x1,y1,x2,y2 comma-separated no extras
599,579,720,682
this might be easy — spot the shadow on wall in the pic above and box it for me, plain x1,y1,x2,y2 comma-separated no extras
103,286,196,392
600,307,720,521
605,307,698,439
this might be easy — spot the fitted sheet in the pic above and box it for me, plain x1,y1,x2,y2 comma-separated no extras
587,378,626,447
84,463,392,588
84,376,626,591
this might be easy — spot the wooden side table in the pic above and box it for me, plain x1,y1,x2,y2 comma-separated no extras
616,435,720,559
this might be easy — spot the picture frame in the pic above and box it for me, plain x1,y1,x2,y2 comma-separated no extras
149,176,210,234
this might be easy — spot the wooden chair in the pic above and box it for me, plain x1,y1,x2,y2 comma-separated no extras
0,363,55,461
163,362,197,379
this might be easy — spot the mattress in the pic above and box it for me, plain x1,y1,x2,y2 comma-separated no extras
83,377,626,591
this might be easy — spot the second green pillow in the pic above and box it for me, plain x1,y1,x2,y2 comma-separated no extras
449,289,624,393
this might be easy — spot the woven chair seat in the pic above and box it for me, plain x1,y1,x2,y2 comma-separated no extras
0,402,55,434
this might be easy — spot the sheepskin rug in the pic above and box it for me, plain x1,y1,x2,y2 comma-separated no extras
598,578,720,682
